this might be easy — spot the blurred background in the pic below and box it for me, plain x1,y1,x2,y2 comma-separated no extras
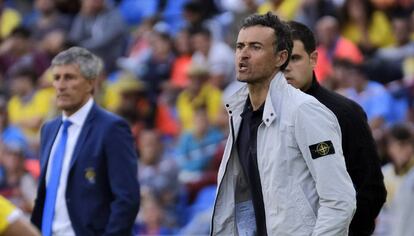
0,0,413,235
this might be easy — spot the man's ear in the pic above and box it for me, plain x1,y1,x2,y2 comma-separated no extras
310,50,318,69
88,79,96,94
276,50,288,68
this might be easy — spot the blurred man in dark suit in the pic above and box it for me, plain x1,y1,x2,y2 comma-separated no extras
31,47,140,236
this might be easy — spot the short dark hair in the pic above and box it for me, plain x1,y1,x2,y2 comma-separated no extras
333,58,369,77
241,12,292,70
188,26,211,39
183,0,203,13
10,26,31,39
332,58,356,70
388,123,413,142
287,21,316,54
9,66,37,84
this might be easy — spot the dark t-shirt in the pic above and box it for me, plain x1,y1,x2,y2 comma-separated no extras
236,97,267,235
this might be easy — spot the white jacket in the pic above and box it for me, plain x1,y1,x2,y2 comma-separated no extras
391,167,414,236
211,72,356,236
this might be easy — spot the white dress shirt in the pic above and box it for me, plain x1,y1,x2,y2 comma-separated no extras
46,98,93,236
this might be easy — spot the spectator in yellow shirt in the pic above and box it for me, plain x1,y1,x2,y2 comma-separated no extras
340,0,395,54
0,0,21,39
176,63,222,131
0,195,40,236
7,67,54,151
257,0,301,20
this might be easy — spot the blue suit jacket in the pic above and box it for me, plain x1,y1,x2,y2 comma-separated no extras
31,103,140,236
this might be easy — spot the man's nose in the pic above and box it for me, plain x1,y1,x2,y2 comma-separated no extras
238,48,250,59
54,79,66,90
284,64,291,72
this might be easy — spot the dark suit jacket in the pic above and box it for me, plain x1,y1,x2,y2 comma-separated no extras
31,103,140,236
306,75,386,236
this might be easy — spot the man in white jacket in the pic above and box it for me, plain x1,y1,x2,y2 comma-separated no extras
391,167,414,236
211,12,356,236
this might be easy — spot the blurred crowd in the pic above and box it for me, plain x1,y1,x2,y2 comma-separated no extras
0,0,413,235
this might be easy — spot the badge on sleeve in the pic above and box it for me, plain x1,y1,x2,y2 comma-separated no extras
309,140,335,159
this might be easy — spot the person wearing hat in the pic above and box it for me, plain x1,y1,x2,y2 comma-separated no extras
176,63,222,131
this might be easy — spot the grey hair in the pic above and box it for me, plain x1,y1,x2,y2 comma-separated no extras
51,47,103,80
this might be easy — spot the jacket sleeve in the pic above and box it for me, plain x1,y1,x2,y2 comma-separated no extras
294,101,356,236
391,169,414,236
103,119,140,236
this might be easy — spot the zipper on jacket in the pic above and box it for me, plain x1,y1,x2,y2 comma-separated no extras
210,116,236,235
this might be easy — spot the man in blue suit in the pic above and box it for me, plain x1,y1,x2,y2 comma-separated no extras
31,47,140,236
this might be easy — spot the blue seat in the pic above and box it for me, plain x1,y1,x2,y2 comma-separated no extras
118,0,158,26
188,185,217,220
161,0,189,35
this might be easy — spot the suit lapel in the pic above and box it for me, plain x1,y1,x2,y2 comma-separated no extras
69,104,97,169
40,118,62,180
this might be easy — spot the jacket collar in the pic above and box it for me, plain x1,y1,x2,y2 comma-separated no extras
63,97,94,127
69,102,98,169
305,72,320,95
40,119,62,176
42,102,99,170
224,72,287,127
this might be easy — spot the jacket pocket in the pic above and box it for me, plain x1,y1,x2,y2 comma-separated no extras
292,185,317,226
